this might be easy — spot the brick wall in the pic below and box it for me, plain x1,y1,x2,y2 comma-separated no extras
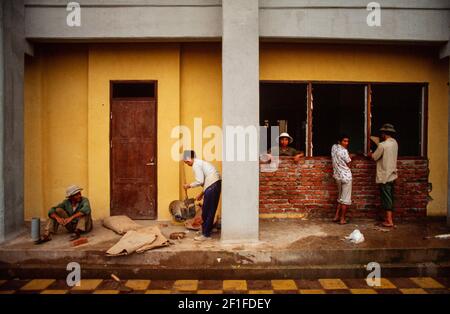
259,157,429,219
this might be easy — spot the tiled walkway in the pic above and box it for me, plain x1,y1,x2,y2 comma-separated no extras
0,277,449,294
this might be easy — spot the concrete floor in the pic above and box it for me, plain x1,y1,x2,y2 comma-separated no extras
0,218,449,279
1,218,449,252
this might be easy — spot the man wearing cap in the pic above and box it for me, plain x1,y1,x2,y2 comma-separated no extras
368,124,399,227
42,184,93,241
183,150,221,241
269,132,305,161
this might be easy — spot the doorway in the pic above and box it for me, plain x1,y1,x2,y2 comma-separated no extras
110,81,157,219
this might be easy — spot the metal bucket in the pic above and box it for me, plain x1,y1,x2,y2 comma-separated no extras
169,199,197,222
31,217,40,241
184,198,196,218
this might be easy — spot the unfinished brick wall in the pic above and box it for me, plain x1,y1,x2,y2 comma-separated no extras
259,157,429,219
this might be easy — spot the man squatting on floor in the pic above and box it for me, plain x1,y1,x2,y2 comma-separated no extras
183,150,222,241
39,184,93,243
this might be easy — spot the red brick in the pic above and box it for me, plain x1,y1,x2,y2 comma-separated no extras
259,157,429,218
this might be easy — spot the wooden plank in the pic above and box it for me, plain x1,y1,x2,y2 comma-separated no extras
306,83,313,157
366,84,372,155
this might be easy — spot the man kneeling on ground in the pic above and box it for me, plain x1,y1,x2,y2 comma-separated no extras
41,184,93,242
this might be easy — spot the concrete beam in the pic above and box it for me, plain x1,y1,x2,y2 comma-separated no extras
221,0,259,243
259,1,450,42
25,1,222,40
441,42,450,59
24,0,450,43
24,0,221,5
260,0,450,9
0,0,25,242
24,40,34,56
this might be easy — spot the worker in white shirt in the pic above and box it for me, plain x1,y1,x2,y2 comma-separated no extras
183,150,221,241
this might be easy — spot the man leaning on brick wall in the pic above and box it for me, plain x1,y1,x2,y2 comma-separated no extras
368,124,399,228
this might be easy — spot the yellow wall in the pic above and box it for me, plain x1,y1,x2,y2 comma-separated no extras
25,44,183,221
24,43,223,221
180,44,222,204
260,43,449,216
87,43,181,220
25,45,89,220
24,42,449,220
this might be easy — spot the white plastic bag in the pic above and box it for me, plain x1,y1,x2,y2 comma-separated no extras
345,229,365,244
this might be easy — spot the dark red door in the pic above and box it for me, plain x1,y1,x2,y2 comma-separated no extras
110,99,157,219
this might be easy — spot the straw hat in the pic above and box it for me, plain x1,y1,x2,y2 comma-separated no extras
277,132,294,144
65,184,83,198
379,123,396,133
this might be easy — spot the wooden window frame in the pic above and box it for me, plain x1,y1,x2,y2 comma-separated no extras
110,80,157,101
367,82,428,158
306,82,313,157
260,80,428,158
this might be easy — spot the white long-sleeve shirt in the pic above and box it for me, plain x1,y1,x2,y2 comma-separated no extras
189,159,221,191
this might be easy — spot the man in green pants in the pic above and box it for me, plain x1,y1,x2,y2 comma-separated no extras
368,124,399,227
41,184,93,242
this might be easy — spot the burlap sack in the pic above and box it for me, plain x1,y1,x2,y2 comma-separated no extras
106,225,170,256
102,215,143,235
106,231,156,256
136,226,171,253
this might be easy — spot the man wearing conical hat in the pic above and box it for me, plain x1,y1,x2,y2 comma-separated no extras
368,123,399,228
40,184,93,242
268,132,305,161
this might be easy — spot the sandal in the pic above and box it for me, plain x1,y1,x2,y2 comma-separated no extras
34,235,51,245
70,233,81,241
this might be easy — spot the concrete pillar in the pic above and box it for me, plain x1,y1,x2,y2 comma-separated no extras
221,0,260,243
0,0,25,242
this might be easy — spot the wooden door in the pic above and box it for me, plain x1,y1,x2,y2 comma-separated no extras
110,99,157,219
